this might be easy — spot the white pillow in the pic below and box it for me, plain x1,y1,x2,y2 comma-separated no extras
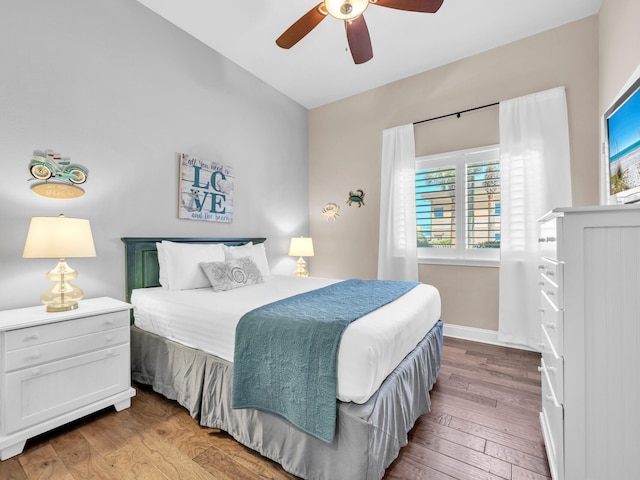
156,242,168,288
224,242,270,277
162,241,226,290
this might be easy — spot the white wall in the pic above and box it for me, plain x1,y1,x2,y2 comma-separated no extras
0,0,309,309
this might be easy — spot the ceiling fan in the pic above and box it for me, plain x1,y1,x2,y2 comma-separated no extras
276,0,444,65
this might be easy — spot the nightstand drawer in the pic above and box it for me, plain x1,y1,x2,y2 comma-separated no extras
4,343,130,434
5,326,129,372
3,311,128,352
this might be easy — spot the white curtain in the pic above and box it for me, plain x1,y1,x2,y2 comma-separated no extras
378,124,418,281
498,86,572,349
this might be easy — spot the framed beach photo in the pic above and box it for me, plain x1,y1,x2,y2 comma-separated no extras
179,153,234,223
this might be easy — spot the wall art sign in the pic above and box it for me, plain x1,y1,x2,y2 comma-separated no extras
179,153,234,223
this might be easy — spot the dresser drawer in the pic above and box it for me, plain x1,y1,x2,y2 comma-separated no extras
540,291,564,355
541,365,564,480
4,326,129,372
539,219,559,259
540,343,564,404
3,343,130,434
3,311,128,352
538,258,563,309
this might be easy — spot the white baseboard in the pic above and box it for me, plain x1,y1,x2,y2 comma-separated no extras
443,323,537,352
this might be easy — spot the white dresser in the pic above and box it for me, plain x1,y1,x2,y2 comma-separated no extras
537,205,640,480
0,297,136,460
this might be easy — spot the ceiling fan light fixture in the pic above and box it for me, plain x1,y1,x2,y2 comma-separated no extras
324,0,369,21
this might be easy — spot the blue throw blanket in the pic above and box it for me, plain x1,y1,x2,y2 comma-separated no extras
232,279,419,443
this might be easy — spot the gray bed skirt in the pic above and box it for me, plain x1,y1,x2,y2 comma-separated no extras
131,320,443,480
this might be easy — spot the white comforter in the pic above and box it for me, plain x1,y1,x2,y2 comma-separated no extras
131,275,441,404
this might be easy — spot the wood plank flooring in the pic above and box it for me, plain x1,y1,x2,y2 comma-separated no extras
1,337,550,480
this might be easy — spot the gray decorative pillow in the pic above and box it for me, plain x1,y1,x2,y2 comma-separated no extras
200,256,264,292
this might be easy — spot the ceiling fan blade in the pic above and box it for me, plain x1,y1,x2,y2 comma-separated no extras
276,3,327,49
372,0,444,14
345,15,373,64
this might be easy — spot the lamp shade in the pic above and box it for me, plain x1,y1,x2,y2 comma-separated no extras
288,237,314,257
23,215,96,259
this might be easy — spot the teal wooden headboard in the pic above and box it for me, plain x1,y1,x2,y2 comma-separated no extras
120,237,266,303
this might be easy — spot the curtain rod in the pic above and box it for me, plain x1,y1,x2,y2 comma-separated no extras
413,101,499,126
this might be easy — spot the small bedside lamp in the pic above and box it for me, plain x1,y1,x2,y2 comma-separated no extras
288,236,314,277
23,214,96,312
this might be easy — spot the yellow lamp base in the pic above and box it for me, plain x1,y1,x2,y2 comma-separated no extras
293,257,309,277
41,259,84,312
46,302,79,312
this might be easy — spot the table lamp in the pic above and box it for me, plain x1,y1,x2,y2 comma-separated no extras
288,236,314,277
23,214,96,312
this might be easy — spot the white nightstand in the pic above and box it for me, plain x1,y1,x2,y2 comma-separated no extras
0,297,136,460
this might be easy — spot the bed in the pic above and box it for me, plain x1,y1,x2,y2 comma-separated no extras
122,237,443,480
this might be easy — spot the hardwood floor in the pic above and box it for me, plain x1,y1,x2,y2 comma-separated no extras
1,337,550,480
385,337,551,480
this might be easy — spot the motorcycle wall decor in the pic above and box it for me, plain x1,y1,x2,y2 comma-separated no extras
28,149,88,199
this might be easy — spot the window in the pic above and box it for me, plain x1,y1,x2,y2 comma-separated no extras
415,145,500,264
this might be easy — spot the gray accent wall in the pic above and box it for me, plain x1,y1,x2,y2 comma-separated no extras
0,0,308,309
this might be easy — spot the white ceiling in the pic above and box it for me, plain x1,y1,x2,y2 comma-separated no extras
136,0,602,109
